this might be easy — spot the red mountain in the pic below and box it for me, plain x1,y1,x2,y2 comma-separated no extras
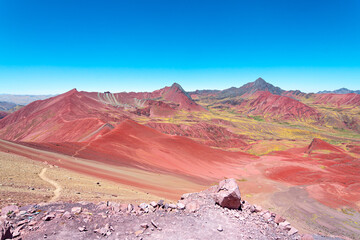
224,91,321,121
83,83,204,113
0,89,130,142
0,84,204,142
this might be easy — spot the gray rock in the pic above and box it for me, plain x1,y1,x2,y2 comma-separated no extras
288,227,298,236
150,201,157,208
78,226,87,232
71,207,82,215
151,220,158,229
168,204,177,209
157,200,164,207
42,213,56,221
127,204,133,213
140,223,148,229
177,203,185,210
139,203,148,210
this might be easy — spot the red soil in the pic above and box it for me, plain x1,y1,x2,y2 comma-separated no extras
145,122,247,148
313,93,360,107
67,120,255,180
264,140,360,210
347,143,360,154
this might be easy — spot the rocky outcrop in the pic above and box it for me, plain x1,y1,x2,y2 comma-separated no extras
0,180,329,239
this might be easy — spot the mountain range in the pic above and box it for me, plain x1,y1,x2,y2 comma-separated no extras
0,78,360,239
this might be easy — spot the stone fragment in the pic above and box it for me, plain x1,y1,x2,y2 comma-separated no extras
140,223,148,229
127,204,133,213
12,226,22,238
288,227,298,236
263,212,272,221
149,205,156,212
43,213,56,221
150,201,157,208
78,226,87,232
250,205,262,213
274,214,285,224
151,220,158,229
177,203,185,210
157,200,164,207
168,204,177,209
279,221,291,231
62,211,71,219
28,220,38,226
139,203,148,210
214,178,241,209
135,229,144,236
71,207,82,215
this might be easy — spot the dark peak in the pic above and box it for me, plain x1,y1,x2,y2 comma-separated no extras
254,77,266,84
165,83,192,99
170,83,183,91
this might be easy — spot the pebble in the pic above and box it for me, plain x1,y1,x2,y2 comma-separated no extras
71,207,82,215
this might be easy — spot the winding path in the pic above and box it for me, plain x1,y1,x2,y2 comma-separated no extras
38,168,62,202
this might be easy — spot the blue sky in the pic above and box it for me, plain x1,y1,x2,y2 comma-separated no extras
0,0,359,94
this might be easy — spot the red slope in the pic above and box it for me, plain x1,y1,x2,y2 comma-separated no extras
161,83,205,111
313,93,360,107
306,138,343,154
146,122,248,148
235,91,321,121
265,141,360,210
73,119,255,180
0,89,130,142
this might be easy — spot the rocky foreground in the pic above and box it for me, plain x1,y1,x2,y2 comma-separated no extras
1,179,337,240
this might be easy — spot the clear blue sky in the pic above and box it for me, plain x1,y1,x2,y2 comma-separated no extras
0,0,359,94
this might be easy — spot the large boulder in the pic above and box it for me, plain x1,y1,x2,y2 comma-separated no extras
214,178,241,209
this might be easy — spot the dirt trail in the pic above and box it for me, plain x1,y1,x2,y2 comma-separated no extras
38,167,62,202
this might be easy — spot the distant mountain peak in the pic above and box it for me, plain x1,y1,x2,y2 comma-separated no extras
170,83,186,93
218,78,284,98
317,88,360,94
254,77,266,84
